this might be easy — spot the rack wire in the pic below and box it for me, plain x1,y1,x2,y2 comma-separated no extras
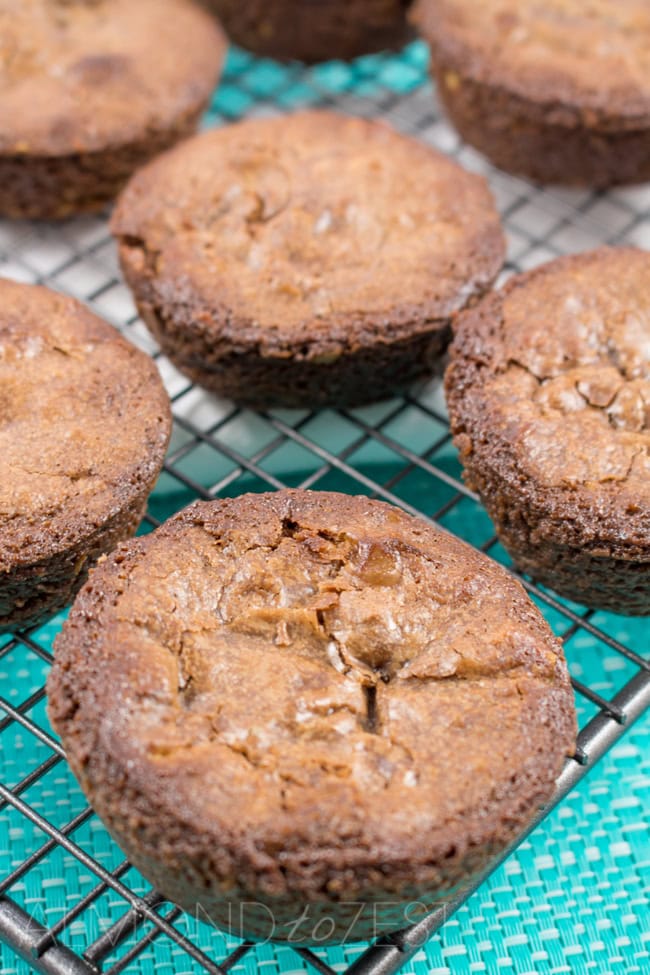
1,40,649,975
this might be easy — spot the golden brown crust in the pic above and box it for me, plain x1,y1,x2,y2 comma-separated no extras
413,0,650,185
1,277,172,630
111,110,505,408
413,0,650,125
445,247,650,614
0,0,226,216
48,490,576,942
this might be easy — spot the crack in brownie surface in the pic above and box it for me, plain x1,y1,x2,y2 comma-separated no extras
450,248,650,492
111,112,504,408
112,111,504,337
446,247,650,613
47,491,575,940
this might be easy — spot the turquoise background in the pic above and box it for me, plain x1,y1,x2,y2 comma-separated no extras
0,40,649,975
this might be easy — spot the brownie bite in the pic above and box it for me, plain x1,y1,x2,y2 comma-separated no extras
111,110,505,409
413,0,650,186
1,278,171,631
205,0,414,63
48,490,576,944
0,0,226,218
446,248,650,614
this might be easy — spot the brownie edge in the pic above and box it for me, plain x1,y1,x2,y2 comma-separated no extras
445,248,650,614
0,0,226,218
1,278,172,631
48,490,576,943
111,110,505,408
204,0,414,63
412,0,650,186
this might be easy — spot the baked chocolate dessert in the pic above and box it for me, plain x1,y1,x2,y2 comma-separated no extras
0,0,226,218
205,1,414,63
446,247,650,614
111,110,505,408
413,0,650,186
48,490,576,943
1,278,171,631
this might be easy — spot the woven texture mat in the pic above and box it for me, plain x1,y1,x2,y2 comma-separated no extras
0,40,649,975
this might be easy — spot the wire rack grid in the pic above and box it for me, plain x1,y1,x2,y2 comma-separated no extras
0,39,649,975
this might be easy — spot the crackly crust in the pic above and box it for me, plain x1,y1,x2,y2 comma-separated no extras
111,110,504,408
445,247,650,614
203,0,414,63
0,0,225,217
47,490,575,943
1,278,172,631
412,0,650,185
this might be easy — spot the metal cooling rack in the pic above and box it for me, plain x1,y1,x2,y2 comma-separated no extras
1,40,649,975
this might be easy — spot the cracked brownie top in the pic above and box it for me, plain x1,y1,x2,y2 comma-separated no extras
0,277,171,571
47,490,575,902
111,111,504,351
447,248,650,556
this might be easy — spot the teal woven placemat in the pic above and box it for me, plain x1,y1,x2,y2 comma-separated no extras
0,40,649,975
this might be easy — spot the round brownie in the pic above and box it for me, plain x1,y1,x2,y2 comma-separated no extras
445,248,650,614
111,111,505,409
0,0,226,219
48,490,576,943
205,1,414,63
412,0,650,186
0,278,171,632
